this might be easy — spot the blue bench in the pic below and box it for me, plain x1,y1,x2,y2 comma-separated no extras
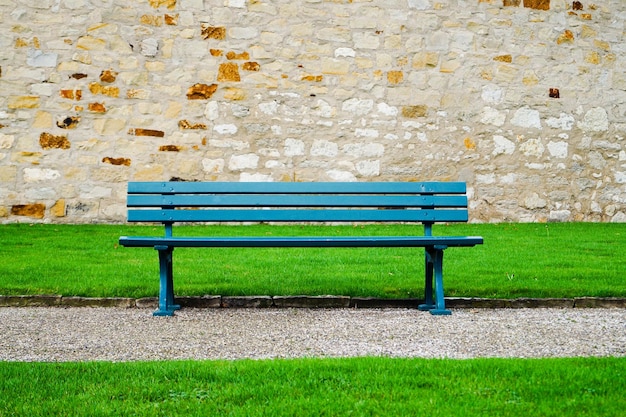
119,181,483,316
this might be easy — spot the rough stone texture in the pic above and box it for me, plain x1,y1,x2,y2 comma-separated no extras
1,307,624,361
0,0,625,224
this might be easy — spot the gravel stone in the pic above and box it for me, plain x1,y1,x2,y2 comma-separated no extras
0,307,624,362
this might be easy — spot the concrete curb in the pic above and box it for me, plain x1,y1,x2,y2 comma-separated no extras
0,295,625,309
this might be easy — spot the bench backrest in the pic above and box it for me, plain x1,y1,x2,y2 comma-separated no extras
126,182,470,234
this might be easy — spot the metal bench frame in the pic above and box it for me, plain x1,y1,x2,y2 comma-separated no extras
119,182,483,316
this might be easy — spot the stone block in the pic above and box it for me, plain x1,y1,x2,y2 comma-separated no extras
8,96,39,109
0,295,61,307
221,296,272,308
177,296,222,308
60,297,135,308
509,298,574,308
350,298,420,309
574,297,626,308
135,297,158,309
273,296,351,308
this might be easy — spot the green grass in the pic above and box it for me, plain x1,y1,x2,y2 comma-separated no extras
1,357,624,416
0,222,624,299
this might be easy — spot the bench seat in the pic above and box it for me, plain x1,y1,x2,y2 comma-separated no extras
119,235,483,248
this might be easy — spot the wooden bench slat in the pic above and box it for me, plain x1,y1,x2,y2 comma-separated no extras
127,194,469,208
119,235,484,248
128,181,467,195
127,208,469,223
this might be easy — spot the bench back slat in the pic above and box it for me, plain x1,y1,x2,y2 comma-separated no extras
128,181,466,195
127,194,468,208
125,181,470,225
127,208,469,223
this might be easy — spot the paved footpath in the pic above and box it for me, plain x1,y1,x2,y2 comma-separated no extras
1,307,624,362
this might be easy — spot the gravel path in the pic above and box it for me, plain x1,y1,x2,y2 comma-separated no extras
1,307,624,362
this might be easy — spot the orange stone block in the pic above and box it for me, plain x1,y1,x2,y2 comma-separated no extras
88,102,107,113
40,133,71,149
186,83,218,99
201,25,226,40
242,62,260,71
523,0,550,10
102,157,131,166
302,75,323,82
165,14,178,25
60,89,83,100
56,116,80,129
148,0,176,10
11,204,45,219
387,71,404,84
178,120,207,130
99,69,118,83
159,145,181,152
128,128,165,137
226,51,250,60
556,30,574,44
89,82,120,97
218,63,241,82
402,105,428,118
493,55,513,63
51,199,66,217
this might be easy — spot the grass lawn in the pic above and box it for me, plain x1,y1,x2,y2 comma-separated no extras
1,222,624,416
0,222,623,299
1,357,624,416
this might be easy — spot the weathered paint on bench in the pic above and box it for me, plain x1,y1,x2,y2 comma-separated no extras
119,182,483,316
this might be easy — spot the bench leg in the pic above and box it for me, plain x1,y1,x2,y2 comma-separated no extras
420,246,451,316
418,249,435,312
154,246,180,316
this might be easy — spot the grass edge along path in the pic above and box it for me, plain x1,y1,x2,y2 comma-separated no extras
0,222,624,299
1,357,624,416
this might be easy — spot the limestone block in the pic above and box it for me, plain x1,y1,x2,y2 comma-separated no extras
354,129,380,139
524,193,547,209
511,107,541,129
326,169,357,182
229,27,258,39
546,113,574,130
335,47,356,58
202,158,225,173
311,140,338,157
8,96,39,109
0,134,14,149
321,58,350,75
214,124,238,135
94,118,126,135
284,138,305,157
480,106,506,127
547,141,568,159
229,153,259,171
356,160,381,177
519,138,545,157
408,0,431,10
76,36,106,51
24,168,61,182
354,32,380,49
577,108,609,132
492,135,515,156
342,98,374,116
481,85,503,104
317,28,351,43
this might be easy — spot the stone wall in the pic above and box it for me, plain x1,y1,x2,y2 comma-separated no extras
0,0,624,223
